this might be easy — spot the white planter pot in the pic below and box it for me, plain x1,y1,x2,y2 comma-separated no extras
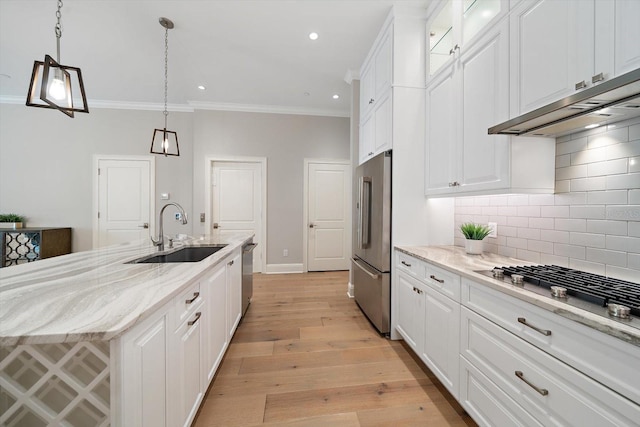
0,222,23,230
465,239,483,255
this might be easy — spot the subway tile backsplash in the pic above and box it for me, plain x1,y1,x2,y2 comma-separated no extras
454,119,640,282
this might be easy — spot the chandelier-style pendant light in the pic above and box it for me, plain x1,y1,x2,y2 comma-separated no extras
150,17,180,157
26,0,89,118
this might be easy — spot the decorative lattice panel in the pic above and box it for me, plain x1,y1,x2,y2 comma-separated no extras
3,232,40,266
0,342,110,427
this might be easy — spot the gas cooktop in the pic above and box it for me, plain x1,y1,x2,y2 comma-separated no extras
476,265,640,324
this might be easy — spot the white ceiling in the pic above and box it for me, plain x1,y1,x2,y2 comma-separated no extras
0,0,430,117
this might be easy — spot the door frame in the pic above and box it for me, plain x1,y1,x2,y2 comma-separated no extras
92,155,156,249
204,156,267,274
303,158,351,273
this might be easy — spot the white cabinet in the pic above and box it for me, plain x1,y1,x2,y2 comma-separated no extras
510,0,640,116
359,25,393,165
203,265,228,383
428,0,506,80
394,252,461,398
227,250,242,339
119,308,170,427
426,18,555,197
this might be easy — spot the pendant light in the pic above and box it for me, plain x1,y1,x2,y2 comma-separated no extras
150,17,180,157
26,0,89,118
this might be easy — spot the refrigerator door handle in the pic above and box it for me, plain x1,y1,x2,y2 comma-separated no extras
351,257,379,279
360,177,372,248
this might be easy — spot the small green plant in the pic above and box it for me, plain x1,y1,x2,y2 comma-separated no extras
460,222,491,240
0,213,25,223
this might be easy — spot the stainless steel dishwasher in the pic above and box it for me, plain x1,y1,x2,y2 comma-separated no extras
242,242,257,316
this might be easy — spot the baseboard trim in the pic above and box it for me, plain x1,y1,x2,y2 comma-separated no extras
347,281,355,298
265,263,304,274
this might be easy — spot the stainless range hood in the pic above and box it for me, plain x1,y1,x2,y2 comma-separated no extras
488,68,640,137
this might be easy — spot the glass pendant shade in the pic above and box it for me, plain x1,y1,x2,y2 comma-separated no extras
26,55,89,118
151,128,180,156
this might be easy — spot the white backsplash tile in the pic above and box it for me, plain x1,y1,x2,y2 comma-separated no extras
452,122,639,281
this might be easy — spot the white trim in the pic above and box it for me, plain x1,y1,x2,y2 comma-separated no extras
1,95,194,112
188,101,350,118
204,156,267,274
344,69,360,84
265,264,304,274
303,158,351,273
347,281,355,298
92,155,156,249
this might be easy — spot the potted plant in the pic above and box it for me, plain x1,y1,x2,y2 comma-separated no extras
460,222,491,255
0,214,26,230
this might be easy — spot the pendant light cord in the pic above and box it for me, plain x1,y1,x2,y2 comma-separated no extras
164,26,169,129
55,0,63,63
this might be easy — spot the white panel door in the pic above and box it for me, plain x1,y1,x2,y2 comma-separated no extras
212,161,262,272
97,159,152,247
307,162,350,271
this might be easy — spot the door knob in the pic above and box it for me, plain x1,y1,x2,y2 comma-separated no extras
138,223,149,229
213,223,220,229
309,223,315,228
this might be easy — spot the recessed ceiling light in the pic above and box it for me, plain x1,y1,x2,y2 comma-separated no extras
332,94,340,99
585,124,600,129
309,32,319,40
197,85,206,90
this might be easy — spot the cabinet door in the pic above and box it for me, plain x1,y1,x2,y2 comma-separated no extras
374,30,392,96
175,308,204,427
510,0,593,115
612,0,640,76
360,63,375,119
422,287,460,398
425,65,456,195
428,0,456,78
204,264,228,383
227,251,243,338
459,19,510,192
396,270,425,354
359,113,375,165
373,92,392,154
120,313,168,427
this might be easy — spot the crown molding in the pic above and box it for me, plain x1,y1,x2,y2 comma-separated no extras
0,95,350,118
187,101,350,118
344,69,360,84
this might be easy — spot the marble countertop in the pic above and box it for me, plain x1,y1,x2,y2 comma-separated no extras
0,233,254,346
396,245,640,347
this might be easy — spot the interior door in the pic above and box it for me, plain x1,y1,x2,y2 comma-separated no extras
211,161,262,272
307,162,350,271
97,158,152,248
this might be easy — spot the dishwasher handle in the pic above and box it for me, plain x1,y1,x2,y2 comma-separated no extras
243,243,257,253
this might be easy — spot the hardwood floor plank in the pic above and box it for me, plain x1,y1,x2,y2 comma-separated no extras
224,341,275,359
356,402,476,427
273,336,391,355
193,393,267,427
255,412,361,427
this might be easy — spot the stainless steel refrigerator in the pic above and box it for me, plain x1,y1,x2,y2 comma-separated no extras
352,150,391,335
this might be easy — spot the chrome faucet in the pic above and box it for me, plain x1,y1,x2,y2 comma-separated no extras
151,202,188,251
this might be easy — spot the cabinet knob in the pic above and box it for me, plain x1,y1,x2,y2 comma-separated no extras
575,80,587,90
592,72,604,83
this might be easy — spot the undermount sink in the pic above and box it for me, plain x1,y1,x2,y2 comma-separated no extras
129,245,227,264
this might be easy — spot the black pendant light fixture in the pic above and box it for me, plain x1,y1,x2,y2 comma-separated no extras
26,0,89,118
150,17,180,157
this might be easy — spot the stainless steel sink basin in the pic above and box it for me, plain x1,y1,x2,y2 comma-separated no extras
129,245,227,264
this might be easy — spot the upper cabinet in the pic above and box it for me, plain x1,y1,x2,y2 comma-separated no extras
510,0,640,116
359,26,393,164
428,0,506,80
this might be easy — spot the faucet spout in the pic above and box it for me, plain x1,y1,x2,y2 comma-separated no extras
151,202,188,251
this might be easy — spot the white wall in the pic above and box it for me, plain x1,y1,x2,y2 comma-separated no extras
191,110,350,266
454,118,640,282
0,104,194,252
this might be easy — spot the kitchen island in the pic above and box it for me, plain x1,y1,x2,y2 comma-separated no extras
394,245,640,427
0,232,253,427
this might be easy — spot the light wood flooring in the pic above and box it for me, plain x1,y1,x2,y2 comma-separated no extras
193,271,477,427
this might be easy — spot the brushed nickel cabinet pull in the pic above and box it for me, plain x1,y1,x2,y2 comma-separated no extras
401,261,412,267
228,260,234,266
575,80,587,90
369,98,375,104
515,371,549,396
430,275,444,283
188,312,202,326
592,72,604,83
517,317,552,336
185,292,200,304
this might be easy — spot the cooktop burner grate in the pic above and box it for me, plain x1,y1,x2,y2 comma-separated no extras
494,265,640,316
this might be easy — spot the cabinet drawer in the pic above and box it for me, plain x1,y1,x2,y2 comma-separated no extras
424,263,461,302
461,307,640,427
461,278,640,405
396,252,425,278
460,356,543,427
175,282,202,327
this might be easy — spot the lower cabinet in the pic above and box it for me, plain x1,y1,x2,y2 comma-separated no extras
116,246,243,426
396,269,425,353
